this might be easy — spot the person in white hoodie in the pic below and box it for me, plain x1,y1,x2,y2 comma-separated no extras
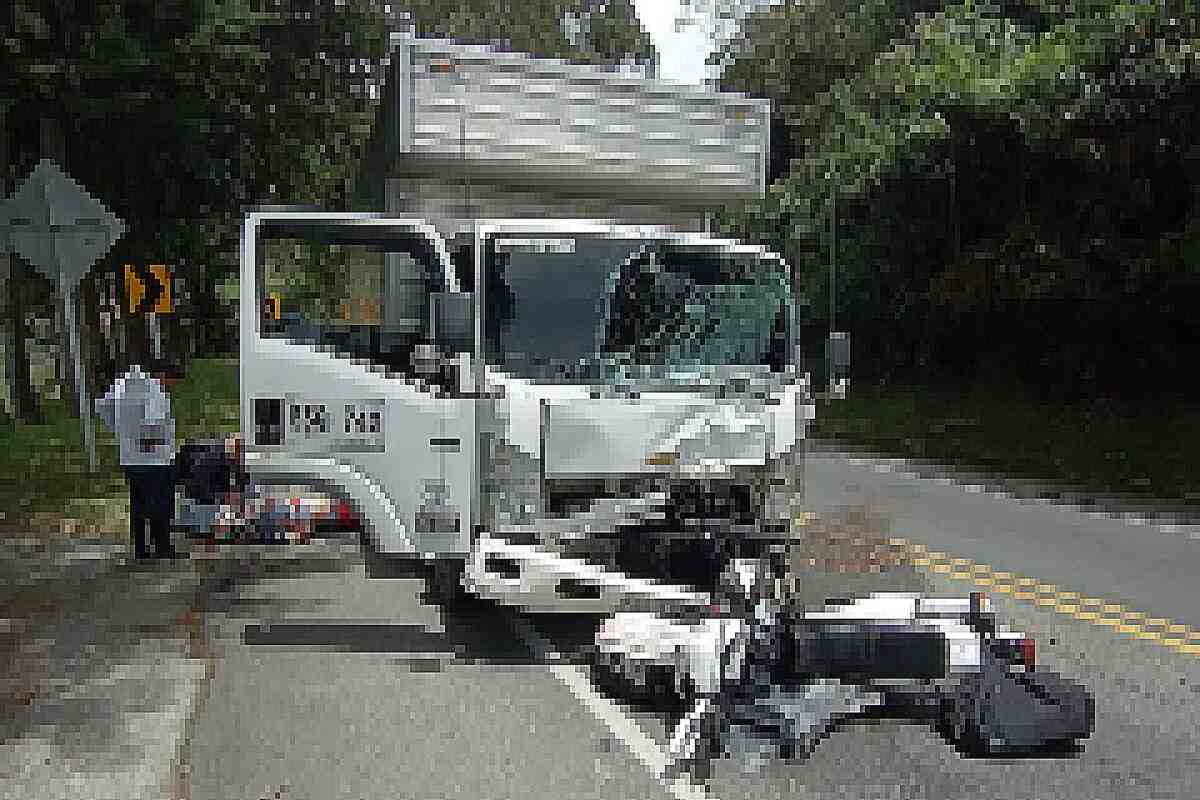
95,360,184,559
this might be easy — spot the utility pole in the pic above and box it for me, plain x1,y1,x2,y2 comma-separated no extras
949,157,959,264
829,162,838,397
0,104,14,424
829,169,837,335
948,122,961,265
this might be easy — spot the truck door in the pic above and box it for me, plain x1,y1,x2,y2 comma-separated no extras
245,214,476,557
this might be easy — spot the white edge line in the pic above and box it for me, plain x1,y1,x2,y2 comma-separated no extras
509,617,713,800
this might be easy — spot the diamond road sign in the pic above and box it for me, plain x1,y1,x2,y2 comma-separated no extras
1,158,125,290
0,159,126,473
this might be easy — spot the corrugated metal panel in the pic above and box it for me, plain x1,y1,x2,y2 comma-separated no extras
385,36,770,208
385,178,706,241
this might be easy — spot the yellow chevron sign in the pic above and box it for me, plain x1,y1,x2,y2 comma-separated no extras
125,263,172,314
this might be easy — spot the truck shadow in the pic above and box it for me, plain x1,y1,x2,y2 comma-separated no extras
194,547,547,665
240,611,538,664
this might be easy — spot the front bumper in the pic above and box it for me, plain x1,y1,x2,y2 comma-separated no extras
464,531,712,614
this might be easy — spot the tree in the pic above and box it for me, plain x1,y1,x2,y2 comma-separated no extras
2,0,658,407
706,0,1200,396
2,1,394,379
397,0,655,67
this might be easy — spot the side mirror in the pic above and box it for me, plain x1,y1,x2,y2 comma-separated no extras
431,291,474,354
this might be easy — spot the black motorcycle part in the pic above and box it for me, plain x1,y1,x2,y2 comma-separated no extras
589,658,692,715
784,624,948,682
938,665,1095,756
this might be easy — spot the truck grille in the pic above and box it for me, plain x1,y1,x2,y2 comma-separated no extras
507,477,770,594
545,477,761,524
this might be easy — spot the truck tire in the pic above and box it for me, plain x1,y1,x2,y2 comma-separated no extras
361,536,426,580
426,559,470,607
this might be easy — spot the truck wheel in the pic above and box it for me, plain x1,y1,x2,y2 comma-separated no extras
426,559,469,606
361,535,426,580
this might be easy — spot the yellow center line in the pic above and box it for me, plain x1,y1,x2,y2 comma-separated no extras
888,537,1198,659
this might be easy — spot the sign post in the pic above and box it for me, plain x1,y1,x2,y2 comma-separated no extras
0,159,126,472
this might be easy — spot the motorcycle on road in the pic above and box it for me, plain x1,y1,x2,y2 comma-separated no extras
589,551,1096,782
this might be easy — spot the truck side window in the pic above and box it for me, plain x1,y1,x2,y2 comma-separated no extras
257,229,448,379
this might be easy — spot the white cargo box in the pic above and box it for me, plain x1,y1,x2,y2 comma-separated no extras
373,34,770,236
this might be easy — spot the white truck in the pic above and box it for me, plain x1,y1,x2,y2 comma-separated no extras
238,35,815,612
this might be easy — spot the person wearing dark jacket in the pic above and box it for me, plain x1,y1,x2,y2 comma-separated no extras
176,434,249,536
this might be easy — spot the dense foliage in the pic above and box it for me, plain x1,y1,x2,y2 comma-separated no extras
713,0,1200,401
1,0,654,419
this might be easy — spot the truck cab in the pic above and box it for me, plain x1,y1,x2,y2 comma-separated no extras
240,212,813,612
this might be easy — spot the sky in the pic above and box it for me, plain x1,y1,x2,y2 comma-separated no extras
629,0,714,85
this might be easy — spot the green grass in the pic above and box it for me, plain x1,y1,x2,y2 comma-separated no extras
813,383,1199,507
0,358,240,530
171,357,242,442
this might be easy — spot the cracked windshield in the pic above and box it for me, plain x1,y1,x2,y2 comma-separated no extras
485,234,793,383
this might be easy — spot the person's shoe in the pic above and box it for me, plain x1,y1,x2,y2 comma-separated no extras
156,549,187,560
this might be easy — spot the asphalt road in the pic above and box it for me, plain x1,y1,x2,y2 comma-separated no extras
181,448,1200,800
185,556,676,800
0,537,204,800
803,448,1200,629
